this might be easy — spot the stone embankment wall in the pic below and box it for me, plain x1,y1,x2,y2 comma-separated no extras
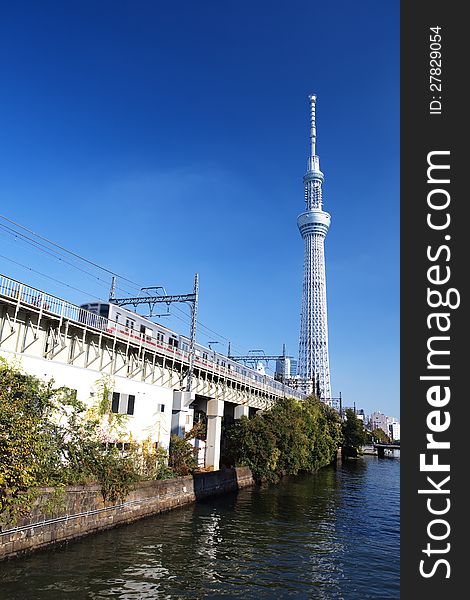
0,467,254,560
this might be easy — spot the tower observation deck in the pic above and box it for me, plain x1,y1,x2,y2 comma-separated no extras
297,95,332,402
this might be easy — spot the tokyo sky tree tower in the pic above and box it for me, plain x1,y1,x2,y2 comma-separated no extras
297,94,332,402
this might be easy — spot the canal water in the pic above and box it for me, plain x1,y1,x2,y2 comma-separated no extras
0,456,399,599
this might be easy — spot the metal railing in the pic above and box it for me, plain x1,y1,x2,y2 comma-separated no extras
0,274,104,328
0,273,304,400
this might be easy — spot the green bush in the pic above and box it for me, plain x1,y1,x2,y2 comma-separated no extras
139,440,174,480
0,361,142,522
370,428,391,444
92,447,140,503
168,434,198,476
225,395,342,482
224,415,279,481
341,408,368,456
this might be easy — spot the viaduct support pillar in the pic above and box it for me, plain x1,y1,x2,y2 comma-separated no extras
234,404,249,420
206,399,224,471
171,391,194,438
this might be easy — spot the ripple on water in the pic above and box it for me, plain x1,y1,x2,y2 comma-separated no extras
0,457,399,600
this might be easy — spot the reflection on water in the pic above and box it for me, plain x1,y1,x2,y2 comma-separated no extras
0,457,399,599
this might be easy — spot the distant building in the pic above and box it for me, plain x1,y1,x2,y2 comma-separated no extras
356,409,365,422
290,359,298,377
342,407,365,422
275,356,291,380
256,361,267,375
370,411,400,440
389,421,400,441
370,412,390,437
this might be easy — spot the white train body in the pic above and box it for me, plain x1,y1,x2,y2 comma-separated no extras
79,301,273,387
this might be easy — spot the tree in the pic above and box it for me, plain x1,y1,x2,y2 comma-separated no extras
341,409,368,457
168,423,204,476
302,397,343,471
0,360,142,523
370,428,391,444
225,414,279,481
224,395,342,482
0,359,92,521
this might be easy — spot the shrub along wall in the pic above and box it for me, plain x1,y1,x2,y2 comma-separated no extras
0,467,254,560
225,396,343,482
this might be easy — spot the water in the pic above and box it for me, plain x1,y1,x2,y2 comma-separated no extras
0,456,399,599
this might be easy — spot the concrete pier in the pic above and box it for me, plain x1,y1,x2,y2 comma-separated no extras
206,399,224,470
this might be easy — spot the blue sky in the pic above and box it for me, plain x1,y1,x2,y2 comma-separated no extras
0,1,399,418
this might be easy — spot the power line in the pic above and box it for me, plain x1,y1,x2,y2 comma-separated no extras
0,214,141,287
0,213,252,356
0,224,112,287
0,254,107,300
0,220,148,300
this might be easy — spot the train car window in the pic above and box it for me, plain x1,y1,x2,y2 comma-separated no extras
157,332,164,343
115,313,120,323
99,304,109,317
125,319,135,330
203,352,208,360
169,338,178,348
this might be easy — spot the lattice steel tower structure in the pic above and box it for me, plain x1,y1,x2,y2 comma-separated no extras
297,94,332,402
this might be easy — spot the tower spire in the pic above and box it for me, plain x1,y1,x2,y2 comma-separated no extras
309,94,317,156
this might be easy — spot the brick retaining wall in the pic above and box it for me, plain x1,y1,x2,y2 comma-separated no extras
0,467,254,560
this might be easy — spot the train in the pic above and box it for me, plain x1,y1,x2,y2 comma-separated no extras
79,301,272,386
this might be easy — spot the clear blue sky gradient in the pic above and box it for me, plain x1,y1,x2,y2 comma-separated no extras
0,1,399,418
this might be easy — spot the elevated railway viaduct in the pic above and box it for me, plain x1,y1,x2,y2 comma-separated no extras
0,274,304,469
